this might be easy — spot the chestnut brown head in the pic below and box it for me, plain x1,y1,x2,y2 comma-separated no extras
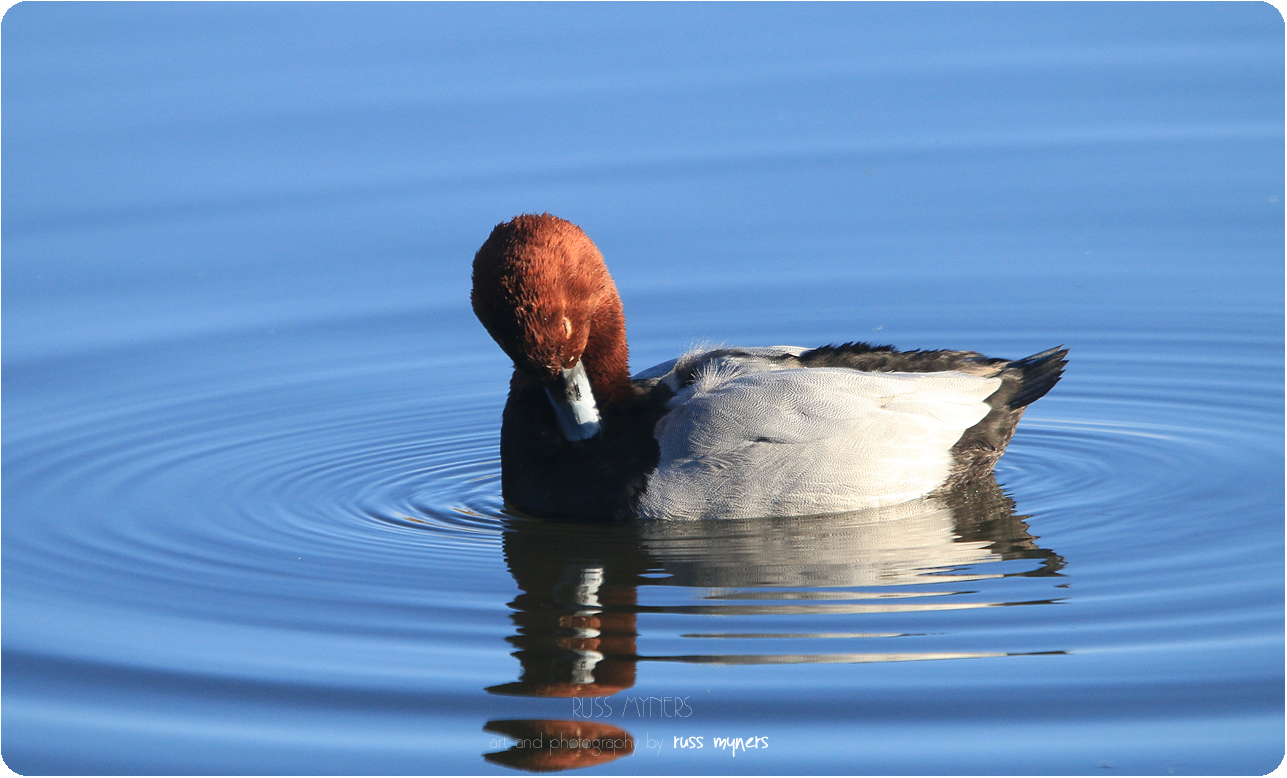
471,213,616,381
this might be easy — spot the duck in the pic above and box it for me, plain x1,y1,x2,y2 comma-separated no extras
471,213,1067,522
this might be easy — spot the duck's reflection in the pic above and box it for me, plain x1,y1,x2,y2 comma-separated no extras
635,477,1062,592
483,477,1062,770
484,516,649,699
483,719,634,772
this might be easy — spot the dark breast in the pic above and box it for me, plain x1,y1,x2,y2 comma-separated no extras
499,371,668,521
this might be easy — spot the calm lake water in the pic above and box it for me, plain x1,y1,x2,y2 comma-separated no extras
3,4,1283,775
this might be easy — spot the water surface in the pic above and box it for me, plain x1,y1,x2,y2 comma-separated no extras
3,4,1283,775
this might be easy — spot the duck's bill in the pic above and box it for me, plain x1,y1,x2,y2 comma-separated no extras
544,362,602,441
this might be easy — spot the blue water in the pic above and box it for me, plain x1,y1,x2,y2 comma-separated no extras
3,3,1283,774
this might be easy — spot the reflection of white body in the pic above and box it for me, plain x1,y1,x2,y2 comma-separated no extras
638,496,1003,590
634,349,1002,520
553,565,606,684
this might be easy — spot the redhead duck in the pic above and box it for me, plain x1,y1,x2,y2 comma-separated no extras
471,213,1067,521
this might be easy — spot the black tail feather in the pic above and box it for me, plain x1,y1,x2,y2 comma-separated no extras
1006,346,1069,409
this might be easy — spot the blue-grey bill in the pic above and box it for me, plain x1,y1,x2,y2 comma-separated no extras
544,361,602,441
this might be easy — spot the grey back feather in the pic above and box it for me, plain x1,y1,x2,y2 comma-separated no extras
634,348,1001,520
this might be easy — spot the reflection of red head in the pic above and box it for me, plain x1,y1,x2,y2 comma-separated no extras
484,719,634,772
486,608,638,698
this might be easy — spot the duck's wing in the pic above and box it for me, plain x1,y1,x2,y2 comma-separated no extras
637,362,1001,520
793,342,1069,482
631,346,807,387
631,357,681,382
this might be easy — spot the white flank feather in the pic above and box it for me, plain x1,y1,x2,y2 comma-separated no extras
635,349,1001,520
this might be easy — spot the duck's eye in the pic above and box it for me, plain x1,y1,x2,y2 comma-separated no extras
562,316,573,339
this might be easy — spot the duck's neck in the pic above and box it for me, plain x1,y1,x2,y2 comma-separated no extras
581,293,633,408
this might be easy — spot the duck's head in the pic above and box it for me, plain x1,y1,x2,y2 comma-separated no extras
472,214,630,441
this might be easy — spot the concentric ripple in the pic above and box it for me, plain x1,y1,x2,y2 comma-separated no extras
4,306,1282,775
5,336,514,639
6,313,1277,646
